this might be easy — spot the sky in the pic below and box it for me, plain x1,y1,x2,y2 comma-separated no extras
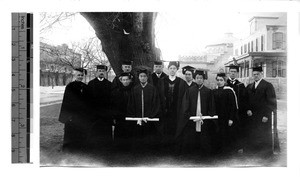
40,12,286,61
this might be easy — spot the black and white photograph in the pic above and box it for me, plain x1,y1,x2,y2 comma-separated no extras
40,11,287,167
2,0,300,176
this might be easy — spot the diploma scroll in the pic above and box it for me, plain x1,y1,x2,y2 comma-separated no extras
189,115,218,132
125,117,159,126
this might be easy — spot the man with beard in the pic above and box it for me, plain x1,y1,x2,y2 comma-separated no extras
225,64,247,153
86,65,113,154
127,68,161,154
58,68,91,153
151,60,167,87
245,66,277,156
111,60,136,90
176,69,216,156
111,72,134,153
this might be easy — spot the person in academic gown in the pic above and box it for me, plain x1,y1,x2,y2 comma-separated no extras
225,64,248,152
213,73,239,155
110,72,134,153
127,68,161,154
58,68,91,153
111,60,136,90
245,66,277,156
157,61,186,153
177,65,198,110
151,60,167,87
176,69,216,157
86,65,113,153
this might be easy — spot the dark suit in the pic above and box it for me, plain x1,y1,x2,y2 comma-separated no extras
246,79,277,154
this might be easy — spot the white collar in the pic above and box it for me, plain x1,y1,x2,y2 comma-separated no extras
169,75,176,81
97,77,104,81
229,77,237,82
255,78,263,87
141,82,148,88
186,81,193,86
156,73,162,77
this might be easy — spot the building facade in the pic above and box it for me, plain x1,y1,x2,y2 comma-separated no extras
226,14,287,99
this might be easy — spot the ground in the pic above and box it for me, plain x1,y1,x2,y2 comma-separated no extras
40,86,287,167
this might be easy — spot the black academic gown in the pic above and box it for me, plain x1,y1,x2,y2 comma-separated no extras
151,72,167,87
245,79,277,155
127,83,161,153
86,77,113,151
227,79,247,149
157,76,186,150
111,83,134,152
213,86,238,154
176,84,216,156
58,81,91,152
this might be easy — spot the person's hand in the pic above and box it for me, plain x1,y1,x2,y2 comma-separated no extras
247,110,252,116
262,117,268,123
193,114,203,122
228,120,233,126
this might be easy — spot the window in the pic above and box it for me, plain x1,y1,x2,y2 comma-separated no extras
244,44,247,53
272,32,286,50
248,42,250,53
272,60,286,77
261,35,264,51
241,46,243,55
256,38,259,51
235,49,239,56
251,41,254,52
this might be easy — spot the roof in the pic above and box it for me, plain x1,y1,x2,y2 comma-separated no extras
225,52,287,65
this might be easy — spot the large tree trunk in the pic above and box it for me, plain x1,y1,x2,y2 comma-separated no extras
81,12,161,75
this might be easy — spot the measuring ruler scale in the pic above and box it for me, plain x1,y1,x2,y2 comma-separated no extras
11,13,33,163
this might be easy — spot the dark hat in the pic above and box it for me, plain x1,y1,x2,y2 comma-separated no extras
226,64,240,72
168,61,180,69
119,72,132,79
96,65,108,71
193,69,207,79
154,60,163,65
252,66,263,72
74,68,87,75
216,72,226,77
137,68,148,75
122,60,132,65
182,65,195,75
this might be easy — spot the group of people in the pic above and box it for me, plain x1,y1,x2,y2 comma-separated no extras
58,60,277,159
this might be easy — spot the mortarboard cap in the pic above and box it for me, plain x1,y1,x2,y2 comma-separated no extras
122,60,132,65
168,61,180,69
182,65,195,75
193,69,207,79
252,66,263,72
137,68,148,75
226,64,240,72
119,72,132,79
217,72,226,77
74,68,87,75
96,65,108,71
154,60,163,65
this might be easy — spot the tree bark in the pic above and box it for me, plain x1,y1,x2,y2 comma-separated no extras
80,12,161,75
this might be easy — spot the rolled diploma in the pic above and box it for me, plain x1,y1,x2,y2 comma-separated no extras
190,116,218,132
125,117,159,121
